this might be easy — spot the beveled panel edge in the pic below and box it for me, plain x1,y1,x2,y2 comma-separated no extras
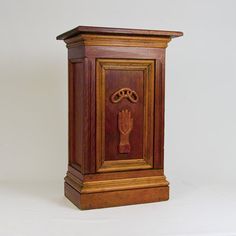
65,172,169,194
96,59,155,173
97,159,152,173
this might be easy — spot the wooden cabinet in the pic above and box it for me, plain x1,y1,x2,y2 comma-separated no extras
57,26,183,209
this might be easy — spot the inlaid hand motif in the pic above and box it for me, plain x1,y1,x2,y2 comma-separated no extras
118,109,133,153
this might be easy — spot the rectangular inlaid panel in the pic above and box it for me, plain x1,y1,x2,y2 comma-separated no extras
68,60,84,171
96,59,155,172
105,69,144,160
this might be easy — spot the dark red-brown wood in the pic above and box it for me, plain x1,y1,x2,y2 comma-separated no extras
57,25,183,40
57,26,183,209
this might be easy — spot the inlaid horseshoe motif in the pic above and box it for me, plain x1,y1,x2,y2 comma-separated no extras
111,88,139,103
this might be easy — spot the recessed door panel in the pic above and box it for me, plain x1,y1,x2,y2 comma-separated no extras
105,69,144,160
96,59,155,172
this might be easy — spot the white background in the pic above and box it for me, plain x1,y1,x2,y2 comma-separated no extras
1,0,236,235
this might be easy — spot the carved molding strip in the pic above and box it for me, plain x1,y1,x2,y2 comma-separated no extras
65,34,171,49
111,88,138,104
118,109,133,153
65,172,169,194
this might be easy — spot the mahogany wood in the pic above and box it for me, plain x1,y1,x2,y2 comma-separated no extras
57,26,183,209
57,25,183,40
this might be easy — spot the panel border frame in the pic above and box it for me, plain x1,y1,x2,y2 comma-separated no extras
96,59,155,172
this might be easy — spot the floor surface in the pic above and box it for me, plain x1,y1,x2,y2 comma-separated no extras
0,181,236,236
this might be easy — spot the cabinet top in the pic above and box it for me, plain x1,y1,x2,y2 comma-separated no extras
56,25,183,40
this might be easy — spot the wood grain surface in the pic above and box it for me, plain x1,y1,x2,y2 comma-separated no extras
57,26,183,209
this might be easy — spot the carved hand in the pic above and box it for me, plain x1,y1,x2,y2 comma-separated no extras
118,109,133,153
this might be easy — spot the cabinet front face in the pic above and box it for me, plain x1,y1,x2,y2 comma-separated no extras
96,59,155,172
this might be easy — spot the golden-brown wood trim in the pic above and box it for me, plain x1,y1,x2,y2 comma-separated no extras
65,172,169,194
65,182,169,210
146,63,154,164
96,60,103,170
84,169,164,182
65,172,83,192
97,159,152,172
111,88,139,104
65,34,171,48
96,59,155,172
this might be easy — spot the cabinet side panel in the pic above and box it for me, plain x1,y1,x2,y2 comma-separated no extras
83,58,95,173
69,60,84,171
154,57,165,168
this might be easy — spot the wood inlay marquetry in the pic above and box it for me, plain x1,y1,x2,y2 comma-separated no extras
111,88,138,103
118,109,133,154
96,59,155,172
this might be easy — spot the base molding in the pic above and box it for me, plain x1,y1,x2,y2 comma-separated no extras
64,173,169,210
